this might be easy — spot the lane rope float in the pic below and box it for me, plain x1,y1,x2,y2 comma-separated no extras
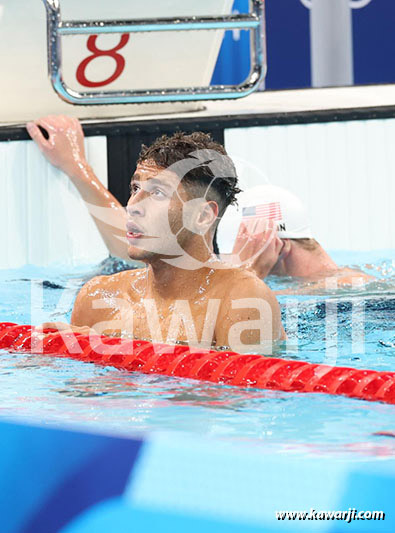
0,323,394,404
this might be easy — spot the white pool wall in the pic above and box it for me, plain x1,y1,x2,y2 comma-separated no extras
0,136,108,270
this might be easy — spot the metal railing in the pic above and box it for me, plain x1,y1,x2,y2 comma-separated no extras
42,0,266,105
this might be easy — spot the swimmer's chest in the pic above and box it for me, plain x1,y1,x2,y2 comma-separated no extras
97,295,220,346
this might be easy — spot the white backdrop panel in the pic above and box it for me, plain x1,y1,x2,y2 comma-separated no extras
224,120,395,252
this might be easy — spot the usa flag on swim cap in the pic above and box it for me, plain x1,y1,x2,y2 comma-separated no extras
242,202,282,220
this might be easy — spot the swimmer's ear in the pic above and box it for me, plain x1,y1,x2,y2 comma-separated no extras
279,239,291,259
195,200,219,234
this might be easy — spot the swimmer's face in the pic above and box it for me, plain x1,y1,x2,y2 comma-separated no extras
267,239,289,276
126,160,209,262
268,260,286,276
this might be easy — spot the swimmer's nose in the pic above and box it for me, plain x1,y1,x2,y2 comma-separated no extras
127,193,146,217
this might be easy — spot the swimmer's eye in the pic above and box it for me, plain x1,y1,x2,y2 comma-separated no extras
129,182,167,199
130,183,140,195
150,187,167,199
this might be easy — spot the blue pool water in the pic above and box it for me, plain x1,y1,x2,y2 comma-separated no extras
0,251,394,457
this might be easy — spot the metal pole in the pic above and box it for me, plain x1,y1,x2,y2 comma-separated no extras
310,0,353,87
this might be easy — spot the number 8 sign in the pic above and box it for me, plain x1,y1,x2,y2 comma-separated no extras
76,34,130,88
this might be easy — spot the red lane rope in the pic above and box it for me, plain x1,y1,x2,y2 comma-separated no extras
0,323,394,404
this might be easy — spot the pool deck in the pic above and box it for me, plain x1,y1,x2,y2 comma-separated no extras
2,84,395,136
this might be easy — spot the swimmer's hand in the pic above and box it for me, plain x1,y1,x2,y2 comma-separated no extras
26,115,87,178
232,219,287,279
29,322,98,348
37,322,97,337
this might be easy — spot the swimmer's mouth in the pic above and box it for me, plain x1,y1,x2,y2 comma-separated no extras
126,221,146,240
127,232,144,240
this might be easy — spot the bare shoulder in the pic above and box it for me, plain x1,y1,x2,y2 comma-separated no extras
82,268,146,292
216,268,282,325
218,268,275,300
214,268,285,347
71,268,146,327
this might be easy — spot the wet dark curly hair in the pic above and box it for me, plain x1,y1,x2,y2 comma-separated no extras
138,131,241,218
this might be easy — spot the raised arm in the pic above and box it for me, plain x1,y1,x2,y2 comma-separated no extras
26,115,130,261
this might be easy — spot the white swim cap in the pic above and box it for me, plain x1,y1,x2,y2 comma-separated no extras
217,185,313,253
239,185,313,239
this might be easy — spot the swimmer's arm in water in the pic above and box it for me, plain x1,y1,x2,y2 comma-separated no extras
38,272,138,337
274,270,374,295
26,115,129,261
38,322,96,336
215,273,286,352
